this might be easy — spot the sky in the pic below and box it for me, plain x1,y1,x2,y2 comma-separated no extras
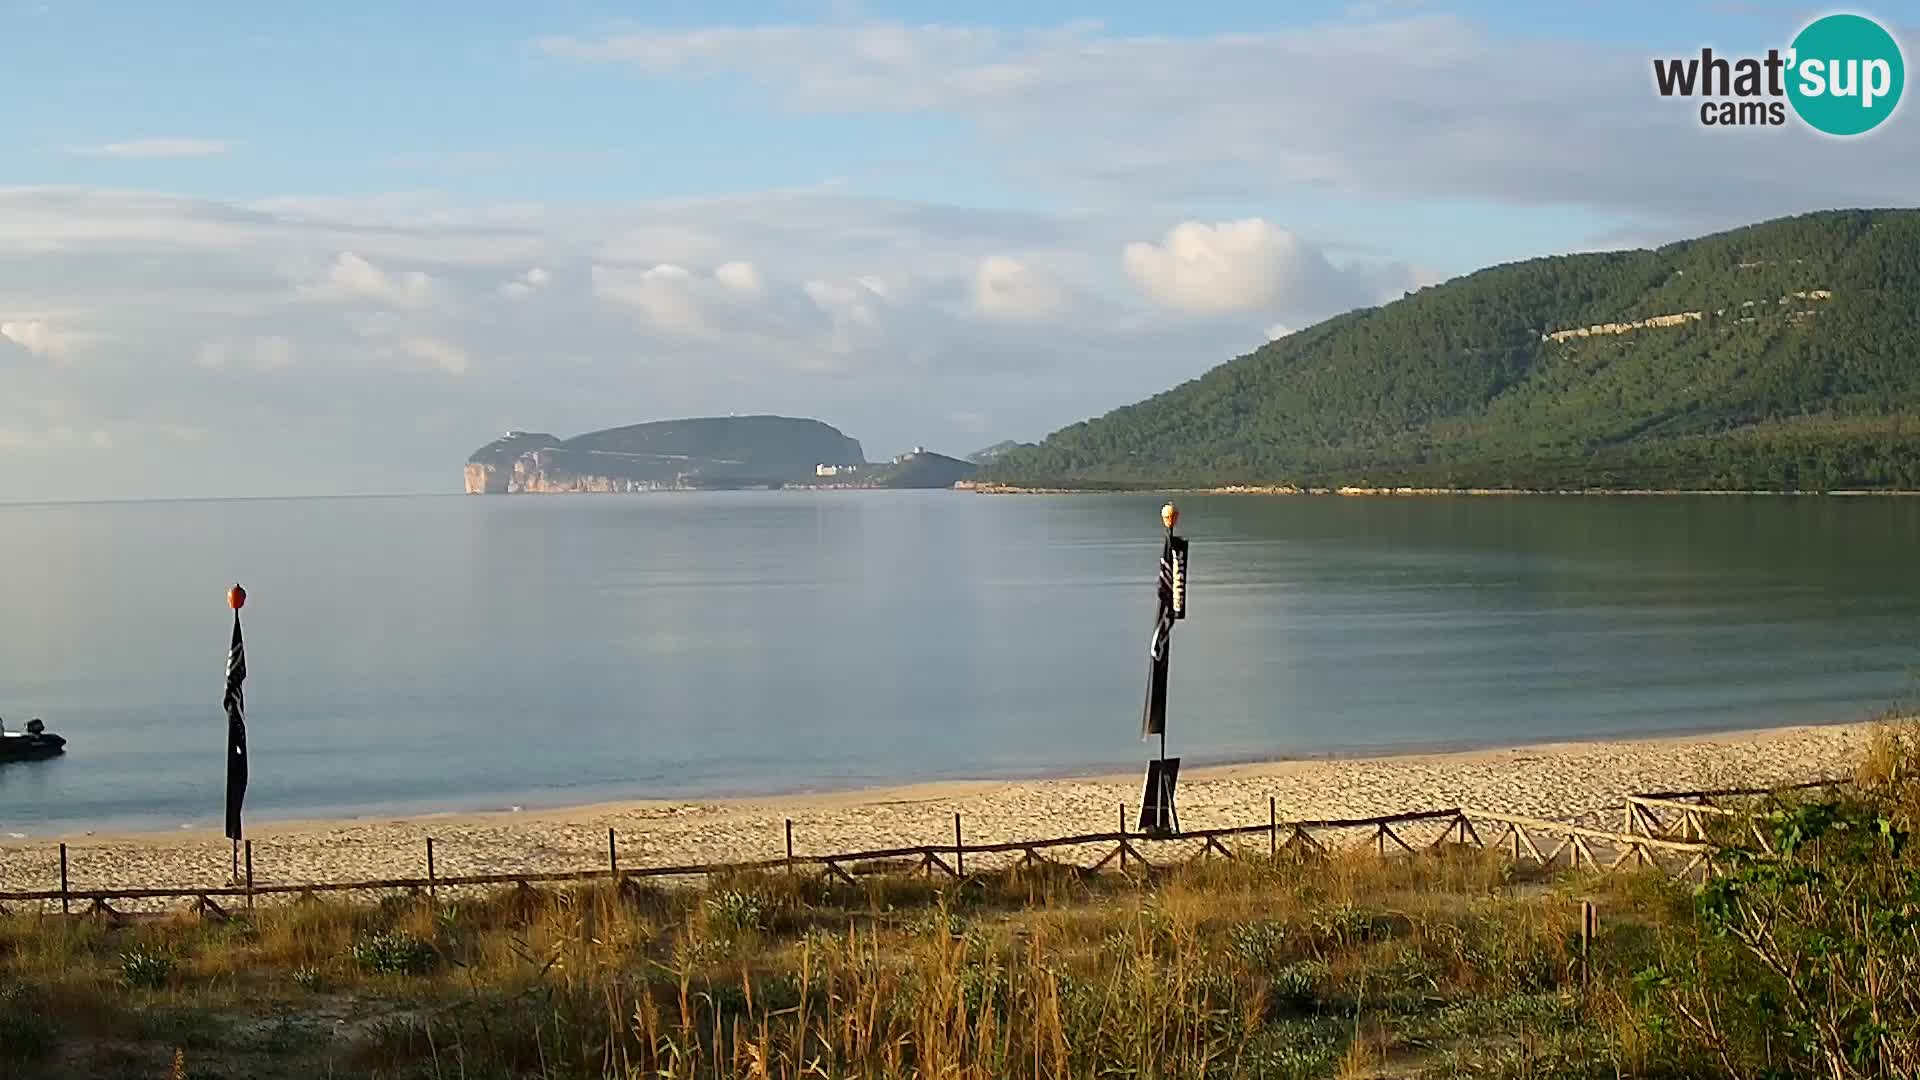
1,1,1915,501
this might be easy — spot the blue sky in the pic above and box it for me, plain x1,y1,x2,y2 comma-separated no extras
0,1,1913,499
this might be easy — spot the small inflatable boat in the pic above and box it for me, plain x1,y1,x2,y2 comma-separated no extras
0,719,65,760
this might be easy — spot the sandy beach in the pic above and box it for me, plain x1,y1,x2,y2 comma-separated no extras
0,722,1874,905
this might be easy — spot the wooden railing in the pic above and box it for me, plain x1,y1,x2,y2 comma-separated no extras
1620,778,1851,853
4,781,1846,917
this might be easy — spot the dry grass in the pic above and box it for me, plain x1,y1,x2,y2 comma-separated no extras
1,845,1649,1079
9,791,1912,1080
1860,714,1920,819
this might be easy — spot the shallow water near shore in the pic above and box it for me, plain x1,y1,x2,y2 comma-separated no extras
0,491,1915,834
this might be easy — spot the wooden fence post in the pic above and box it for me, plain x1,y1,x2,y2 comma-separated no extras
785,819,794,876
954,813,964,878
1580,900,1596,982
608,828,618,882
1119,803,1128,873
1269,797,1278,861
426,838,437,901
59,843,70,915
244,840,254,911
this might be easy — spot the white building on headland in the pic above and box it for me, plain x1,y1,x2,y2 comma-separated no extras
816,463,863,477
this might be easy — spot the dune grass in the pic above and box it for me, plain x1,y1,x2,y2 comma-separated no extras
0,843,1669,1079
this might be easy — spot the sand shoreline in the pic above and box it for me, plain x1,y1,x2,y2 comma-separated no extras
0,722,1877,904
956,482,1920,496
22,716,1879,844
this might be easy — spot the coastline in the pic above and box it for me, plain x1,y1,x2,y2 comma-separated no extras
956,482,1920,496
1,721,1876,904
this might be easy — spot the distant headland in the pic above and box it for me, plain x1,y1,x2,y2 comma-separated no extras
464,416,977,493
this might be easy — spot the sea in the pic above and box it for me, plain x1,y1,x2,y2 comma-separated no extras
1,491,1915,835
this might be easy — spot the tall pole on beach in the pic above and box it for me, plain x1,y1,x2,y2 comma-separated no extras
1140,502,1189,833
224,584,250,883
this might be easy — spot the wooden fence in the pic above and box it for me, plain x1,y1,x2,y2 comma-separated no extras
1619,778,1852,854
2,779,1840,919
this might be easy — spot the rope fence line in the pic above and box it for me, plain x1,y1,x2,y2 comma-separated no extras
0,780,1852,917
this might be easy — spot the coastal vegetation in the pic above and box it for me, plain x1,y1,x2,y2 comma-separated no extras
3,721,1916,1078
464,416,869,493
981,209,1920,492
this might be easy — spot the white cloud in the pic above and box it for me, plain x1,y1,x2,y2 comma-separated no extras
592,263,709,335
70,138,229,159
0,424,115,451
539,18,1920,227
714,260,762,294
972,254,1065,320
0,319,87,357
804,276,885,326
0,187,1449,495
499,266,552,298
254,336,295,370
1124,220,1332,314
1265,322,1293,340
403,336,470,375
301,252,434,308
156,424,207,443
0,155,1869,502
592,261,786,340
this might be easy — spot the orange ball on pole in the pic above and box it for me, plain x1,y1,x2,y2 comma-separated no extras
228,584,247,611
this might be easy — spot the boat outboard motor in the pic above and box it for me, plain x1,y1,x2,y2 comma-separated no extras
26,718,44,735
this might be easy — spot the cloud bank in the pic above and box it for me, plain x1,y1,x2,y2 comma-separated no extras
7,11,1917,499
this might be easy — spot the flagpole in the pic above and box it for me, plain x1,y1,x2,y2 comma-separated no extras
1138,502,1187,835
224,584,249,885
1152,503,1167,834
230,602,241,885
1160,519,1170,778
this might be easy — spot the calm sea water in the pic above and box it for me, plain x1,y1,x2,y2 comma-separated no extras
0,492,1915,834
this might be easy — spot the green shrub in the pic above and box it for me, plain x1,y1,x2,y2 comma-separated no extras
1267,960,1329,1013
350,930,436,976
1226,919,1291,971
291,965,325,991
119,944,177,989
1645,791,1920,1078
703,889,768,936
1240,1018,1345,1080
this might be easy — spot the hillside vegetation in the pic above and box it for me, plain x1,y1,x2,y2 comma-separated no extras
983,210,1920,491
465,416,867,492
866,450,979,489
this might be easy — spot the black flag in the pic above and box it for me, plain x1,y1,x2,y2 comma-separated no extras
1139,757,1181,832
224,612,248,842
1140,534,1188,739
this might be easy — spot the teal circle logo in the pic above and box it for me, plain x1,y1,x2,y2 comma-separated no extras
1787,14,1905,135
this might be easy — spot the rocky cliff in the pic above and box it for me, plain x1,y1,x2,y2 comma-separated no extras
464,417,866,494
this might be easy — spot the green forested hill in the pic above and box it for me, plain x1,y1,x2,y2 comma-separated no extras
982,209,1920,491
